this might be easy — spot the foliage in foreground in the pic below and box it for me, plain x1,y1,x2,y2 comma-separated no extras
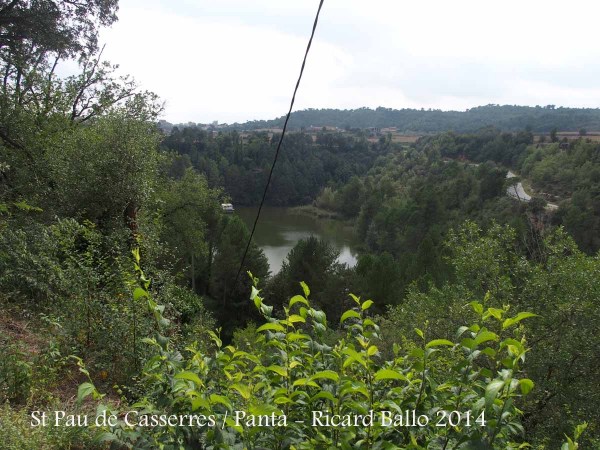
79,250,539,449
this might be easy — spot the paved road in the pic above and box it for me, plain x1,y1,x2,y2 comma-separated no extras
506,171,559,209
506,171,531,201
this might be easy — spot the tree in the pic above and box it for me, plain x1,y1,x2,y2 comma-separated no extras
40,113,161,231
210,215,269,336
157,168,222,293
0,0,118,57
267,236,350,320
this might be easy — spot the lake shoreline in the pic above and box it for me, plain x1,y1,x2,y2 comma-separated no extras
236,206,359,273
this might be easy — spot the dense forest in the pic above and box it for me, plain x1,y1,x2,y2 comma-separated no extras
215,105,600,133
1,1,598,449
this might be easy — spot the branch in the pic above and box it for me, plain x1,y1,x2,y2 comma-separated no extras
70,44,104,121
0,126,34,161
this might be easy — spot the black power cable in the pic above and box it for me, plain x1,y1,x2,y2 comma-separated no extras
232,0,326,289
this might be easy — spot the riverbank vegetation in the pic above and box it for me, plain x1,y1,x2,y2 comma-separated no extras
1,1,598,448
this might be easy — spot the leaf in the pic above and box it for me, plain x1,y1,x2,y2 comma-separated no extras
485,379,505,407
414,328,424,339
425,339,454,349
230,383,251,400
292,378,318,388
288,314,306,324
470,301,483,314
95,432,118,444
340,310,361,323
312,310,327,325
310,370,340,382
248,403,279,416
287,332,310,342
207,330,222,348
300,281,310,297
311,391,336,402
175,371,203,387
77,382,95,404
484,307,504,321
289,295,309,308
209,394,232,410
474,331,498,346
361,300,374,310
502,312,538,329
267,365,287,377
133,287,148,301
519,378,534,395
374,368,407,382
256,322,285,333
191,397,210,411
363,318,377,329
367,345,378,356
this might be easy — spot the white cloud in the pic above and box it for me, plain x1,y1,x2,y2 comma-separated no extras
97,0,600,123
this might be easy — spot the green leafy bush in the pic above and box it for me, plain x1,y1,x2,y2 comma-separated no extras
0,342,32,404
81,250,537,449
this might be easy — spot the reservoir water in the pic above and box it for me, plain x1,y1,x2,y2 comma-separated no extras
237,207,359,274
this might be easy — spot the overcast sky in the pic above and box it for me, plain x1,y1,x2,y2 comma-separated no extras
98,0,600,124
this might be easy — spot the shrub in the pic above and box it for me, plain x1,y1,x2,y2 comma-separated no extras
79,250,538,449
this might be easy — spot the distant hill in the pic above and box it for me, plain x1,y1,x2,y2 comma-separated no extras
224,105,600,133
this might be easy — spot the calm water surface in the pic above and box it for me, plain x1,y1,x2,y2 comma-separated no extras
237,207,358,274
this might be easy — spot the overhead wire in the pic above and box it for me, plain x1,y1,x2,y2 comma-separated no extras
231,0,326,291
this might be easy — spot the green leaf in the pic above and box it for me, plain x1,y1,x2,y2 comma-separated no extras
287,332,310,342
95,432,118,444
502,312,538,329
361,300,374,310
289,295,309,308
77,382,95,404
363,318,377,329
288,314,305,324
292,378,319,388
311,391,336,402
485,379,505,407
300,281,310,297
274,396,293,405
209,394,232,410
248,404,279,416
374,368,407,382
484,307,504,321
414,328,424,339
267,365,287,377
312,310,327,325
230,383,251,399
311,370,340,382
340,310,361,323
191,397,210,411
425,339,454,349
470,301,483,314
175,371,203,387
474,331,498,346
519,378,534,395
133,287,148,301
256,322,285,333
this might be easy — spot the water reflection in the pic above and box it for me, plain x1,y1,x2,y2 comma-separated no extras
237,207,358,274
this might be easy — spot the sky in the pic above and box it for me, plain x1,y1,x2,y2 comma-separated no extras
97,0,600,124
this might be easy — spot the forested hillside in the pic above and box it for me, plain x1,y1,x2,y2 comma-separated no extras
224,105,600,133
0,1,598,449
